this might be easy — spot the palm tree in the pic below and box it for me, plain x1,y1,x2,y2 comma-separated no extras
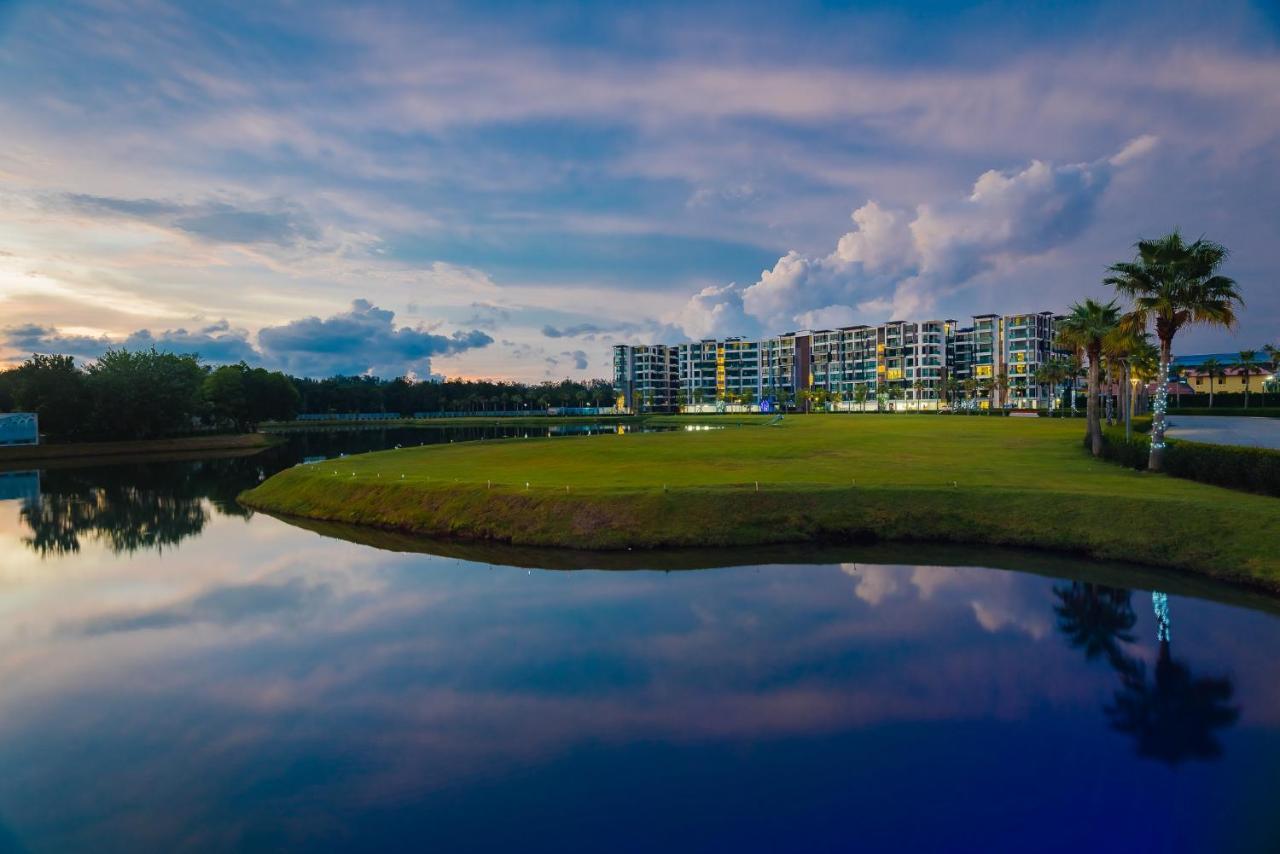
1130,339,1159,415
1265,343,1279,373
1035,360,1064,414
1235,350,1261,409
1105,232,1243,471
1104,324,1150,439
1057,299,1123,456
1196,358,1222,408
994,368,1010,410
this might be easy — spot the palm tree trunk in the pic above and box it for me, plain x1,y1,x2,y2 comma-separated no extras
1148,340,1171,472
1123,363,1132,441
1088,351,1102,456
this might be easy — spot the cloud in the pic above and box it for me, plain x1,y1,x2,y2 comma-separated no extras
461,302,512,330
76,579,330,636
61,193,321,247
543,349,589,373
3,320,259,365
257,299,493,377
3,302,492,378
542,323,606,338
675,282,757,340
678,140,1154,337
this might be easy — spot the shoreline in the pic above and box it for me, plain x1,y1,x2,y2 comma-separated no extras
237,416,1280,592
0,433,273,468
239,479,1280,592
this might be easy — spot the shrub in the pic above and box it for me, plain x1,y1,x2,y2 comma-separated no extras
1164,440,1280,498
1168,407,1280,419
1093,424,1280,498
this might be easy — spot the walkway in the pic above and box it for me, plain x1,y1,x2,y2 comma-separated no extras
1166,415,1280,450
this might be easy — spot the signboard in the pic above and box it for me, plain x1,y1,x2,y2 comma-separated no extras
0,413,39,446
975,365,993,378
886,368,903,381
759,398,774,414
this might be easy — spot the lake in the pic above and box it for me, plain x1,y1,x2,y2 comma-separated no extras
0,426,1277,852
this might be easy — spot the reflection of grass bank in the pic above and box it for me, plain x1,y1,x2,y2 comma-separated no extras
0,433,274,470
240,416,1280,589
279,516,1280,616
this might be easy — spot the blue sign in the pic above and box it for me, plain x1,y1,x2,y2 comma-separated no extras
759,398,774,414
0,413,39,446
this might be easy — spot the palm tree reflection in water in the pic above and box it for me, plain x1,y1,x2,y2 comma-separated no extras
1054,583,1239,764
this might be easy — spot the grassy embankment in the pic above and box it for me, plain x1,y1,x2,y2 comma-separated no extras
240,415,1280,589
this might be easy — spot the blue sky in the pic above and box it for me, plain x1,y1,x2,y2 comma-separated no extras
1,0,1277,379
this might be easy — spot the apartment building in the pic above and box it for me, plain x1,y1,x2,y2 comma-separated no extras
613,309,1067,412
678,337,762,404
611,344,678,412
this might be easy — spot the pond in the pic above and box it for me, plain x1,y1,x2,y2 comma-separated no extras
0,427,1277,852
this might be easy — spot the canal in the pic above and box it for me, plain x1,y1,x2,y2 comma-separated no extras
0,426,1276,852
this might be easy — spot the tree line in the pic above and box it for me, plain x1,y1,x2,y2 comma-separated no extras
0,348,615,442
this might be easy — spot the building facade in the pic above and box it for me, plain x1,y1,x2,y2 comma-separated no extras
612,344,678,412
612,309,1069,412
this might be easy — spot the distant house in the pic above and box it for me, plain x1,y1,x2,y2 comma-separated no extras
1178,365,1275,395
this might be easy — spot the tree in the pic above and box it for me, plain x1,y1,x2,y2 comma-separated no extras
1265,344,1279,373
1103,325,1152,438
994,368,1010,409
1235,350,1261,409
1105,232,1243,471
3,354,87,437
203,365,249,430
1057,299,1122,456
1035,358,1072,415
85,348,206,440
1196,358,1222,408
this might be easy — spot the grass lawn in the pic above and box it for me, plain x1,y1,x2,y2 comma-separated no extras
240,415,1280,589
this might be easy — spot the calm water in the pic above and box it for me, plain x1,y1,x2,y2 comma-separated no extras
1,428,1278,853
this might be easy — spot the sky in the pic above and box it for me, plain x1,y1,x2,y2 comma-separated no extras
1,0,1277,381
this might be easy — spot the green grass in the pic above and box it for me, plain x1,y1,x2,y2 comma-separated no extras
240,415,1280,589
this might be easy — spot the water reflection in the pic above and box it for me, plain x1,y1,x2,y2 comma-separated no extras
0,430,1277,851
1053,583,1239,765
9,424,679,557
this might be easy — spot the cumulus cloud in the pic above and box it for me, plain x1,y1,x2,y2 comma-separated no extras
257,299,492,377
677,139,1156,337
3,300,492,378
676,282,757,339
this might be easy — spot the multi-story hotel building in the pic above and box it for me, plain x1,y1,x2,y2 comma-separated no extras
612,310,1068,412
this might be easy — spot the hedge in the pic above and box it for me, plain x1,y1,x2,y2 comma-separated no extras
1166,392,1278,409
1089,422,1280,498
1169,407,1280,419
